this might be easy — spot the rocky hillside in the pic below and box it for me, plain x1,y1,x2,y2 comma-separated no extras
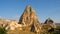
0,5,57,34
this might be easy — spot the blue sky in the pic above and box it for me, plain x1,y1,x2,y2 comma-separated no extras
0,0,60,23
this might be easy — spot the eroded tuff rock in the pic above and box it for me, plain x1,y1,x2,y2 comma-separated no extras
44,18,54,24
18,5,41,33
0,18,23,30
19,5,38,25
0,5,41,33
44,18,56,28
42,18,56,32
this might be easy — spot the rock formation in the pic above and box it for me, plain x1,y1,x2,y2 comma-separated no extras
0,5,41,33
18,5,41,33
44,18,56,28
44,18,54,24
43,18,56,32
0,5,57,34
0,18,23,30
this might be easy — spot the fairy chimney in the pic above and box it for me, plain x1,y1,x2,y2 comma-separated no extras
18,5,41,33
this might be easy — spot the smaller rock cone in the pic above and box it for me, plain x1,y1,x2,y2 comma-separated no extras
44,18,54,24
44,18,56,28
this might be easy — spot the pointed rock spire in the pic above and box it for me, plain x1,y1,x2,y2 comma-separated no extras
18,5,39,25
44,18,54,24
44,18,56,28
18,5,41,33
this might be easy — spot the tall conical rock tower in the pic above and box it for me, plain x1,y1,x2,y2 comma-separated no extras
18,5,41,33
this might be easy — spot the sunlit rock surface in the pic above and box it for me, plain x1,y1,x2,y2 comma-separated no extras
18,5,41,33
44,18,56,28
0,18,23,30
0,5,57,34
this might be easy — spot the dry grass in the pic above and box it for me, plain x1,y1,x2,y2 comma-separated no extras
7,30,35,34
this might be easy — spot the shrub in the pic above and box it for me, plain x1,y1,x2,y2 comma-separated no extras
0,27,7,34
